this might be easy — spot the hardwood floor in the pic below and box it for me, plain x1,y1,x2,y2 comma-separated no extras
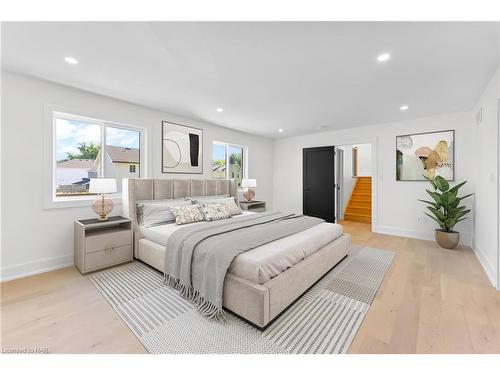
1,221,499,354
340,220,500,354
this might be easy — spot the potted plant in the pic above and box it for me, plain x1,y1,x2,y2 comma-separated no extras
419,175,473,249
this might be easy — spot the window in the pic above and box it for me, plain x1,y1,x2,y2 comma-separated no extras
211,141,246,187
54,112,143,200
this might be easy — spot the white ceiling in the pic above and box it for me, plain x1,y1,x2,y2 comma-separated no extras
2,22,498,138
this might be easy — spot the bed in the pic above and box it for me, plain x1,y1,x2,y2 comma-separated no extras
122,178,351,328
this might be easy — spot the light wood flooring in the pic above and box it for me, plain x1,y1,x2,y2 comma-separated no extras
1,221,499,353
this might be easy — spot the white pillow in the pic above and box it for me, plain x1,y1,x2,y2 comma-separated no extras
187,194,230,202
136,199,190,227
201,203,231,222
171,204,205,225
192,196,242,216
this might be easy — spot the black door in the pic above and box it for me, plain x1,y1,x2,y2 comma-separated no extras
303,146,335,222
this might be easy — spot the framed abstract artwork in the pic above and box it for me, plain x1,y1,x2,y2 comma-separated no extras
162,121,203,174
396,130,454,181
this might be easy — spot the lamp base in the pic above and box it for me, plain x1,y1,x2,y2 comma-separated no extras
92,194,114,221
243,188,255,202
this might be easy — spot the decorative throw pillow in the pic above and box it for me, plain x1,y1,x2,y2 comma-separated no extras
171,204,205,225
201,203,231,222
136,199,190,227
192,197,242,217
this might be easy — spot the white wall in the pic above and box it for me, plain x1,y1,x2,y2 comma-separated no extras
273,111,476,246
473,67,499,289
353,143,372,176
1,71,274,281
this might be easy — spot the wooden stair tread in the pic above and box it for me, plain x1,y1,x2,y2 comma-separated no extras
344,176,372,224
344,213,371,217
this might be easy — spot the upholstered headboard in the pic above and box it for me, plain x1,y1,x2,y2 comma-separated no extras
122,178,239,257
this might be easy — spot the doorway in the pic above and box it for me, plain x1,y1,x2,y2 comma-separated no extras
335,142,373,229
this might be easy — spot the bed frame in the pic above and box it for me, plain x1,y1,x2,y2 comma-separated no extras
122,178,351,328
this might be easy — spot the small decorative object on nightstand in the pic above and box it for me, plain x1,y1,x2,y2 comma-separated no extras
241,178,257,202
240,200,266,213
74,216,133,274
89,178,117,221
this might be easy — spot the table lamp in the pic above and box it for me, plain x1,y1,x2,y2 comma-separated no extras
241,178,257,202
89,178,117,221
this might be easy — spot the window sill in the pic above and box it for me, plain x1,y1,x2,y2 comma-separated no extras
44,194,123,210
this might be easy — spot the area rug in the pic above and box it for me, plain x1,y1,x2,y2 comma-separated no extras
89,245,394,354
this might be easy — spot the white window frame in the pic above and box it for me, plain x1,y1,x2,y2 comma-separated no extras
211,141,248,187
43,107,146,209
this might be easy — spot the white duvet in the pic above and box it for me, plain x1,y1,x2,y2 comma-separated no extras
140,212,343,284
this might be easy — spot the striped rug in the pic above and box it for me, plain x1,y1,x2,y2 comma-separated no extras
89,246,394,354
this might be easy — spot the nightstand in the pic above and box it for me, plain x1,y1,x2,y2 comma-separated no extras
240,200,266,212
74,216,133,274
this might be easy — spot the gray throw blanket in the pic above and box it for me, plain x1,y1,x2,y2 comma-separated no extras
163,212,324,321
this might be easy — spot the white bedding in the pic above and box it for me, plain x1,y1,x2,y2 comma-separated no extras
140,213,343,284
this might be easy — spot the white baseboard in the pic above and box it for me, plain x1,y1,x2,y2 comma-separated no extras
1,254,74,282
372,225,472,246
472,246,498,290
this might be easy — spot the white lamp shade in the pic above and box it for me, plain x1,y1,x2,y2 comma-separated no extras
89,178,117,194
241,178,257,188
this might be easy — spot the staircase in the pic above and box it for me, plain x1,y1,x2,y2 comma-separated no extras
344,177,372,224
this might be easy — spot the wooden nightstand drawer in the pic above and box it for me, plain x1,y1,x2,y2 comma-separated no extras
85,229,132,254
84,245,133,272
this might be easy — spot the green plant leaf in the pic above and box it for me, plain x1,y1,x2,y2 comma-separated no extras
419,199,440,209
449,180,467,195
454,209,471,221
426,189,443,205
427,206,446,221
425,213,444,229
444,217,456,230
448,206,466,216
440,192,457,208
457,193,474,201
434,176,449,192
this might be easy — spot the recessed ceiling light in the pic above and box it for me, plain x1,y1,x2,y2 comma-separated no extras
278,128,284,133
318,125,329,130
216,108,224,113
400,105,409,111
64,56,79,65
377,53,391,62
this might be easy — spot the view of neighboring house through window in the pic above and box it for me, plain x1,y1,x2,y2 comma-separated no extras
211,143,227,179
55,117,101,196
54,113,142,198
211,141,245,186
103,126,140,193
